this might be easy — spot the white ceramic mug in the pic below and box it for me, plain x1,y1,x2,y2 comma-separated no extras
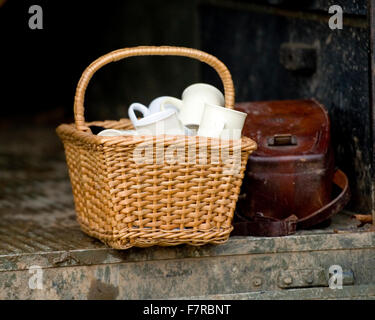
128,103,185,135
97,129,138,137
126,97,179,118
148,96,179,114
128,103,151,123
197,103,247,140
149,97,194,135
160,83,225,127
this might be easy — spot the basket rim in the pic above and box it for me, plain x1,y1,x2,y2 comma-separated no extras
56,119,257,151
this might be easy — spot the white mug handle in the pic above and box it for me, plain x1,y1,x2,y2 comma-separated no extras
128,103,150,126
160,97,184,112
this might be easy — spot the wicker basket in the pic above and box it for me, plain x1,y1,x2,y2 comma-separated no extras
57,46,257,249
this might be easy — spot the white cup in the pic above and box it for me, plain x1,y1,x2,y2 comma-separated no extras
160,83,225,128
197,103,247,140
149,97,194,135
126,97,178,117
97,129,138,136
128,103,185,135
128,103,151,123
148,96,179,114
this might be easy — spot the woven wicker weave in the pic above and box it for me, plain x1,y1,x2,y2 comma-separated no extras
57,46,257,249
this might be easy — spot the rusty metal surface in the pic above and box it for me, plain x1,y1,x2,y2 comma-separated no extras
0,125,374,299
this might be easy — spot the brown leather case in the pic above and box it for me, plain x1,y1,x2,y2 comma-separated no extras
233,99,350,236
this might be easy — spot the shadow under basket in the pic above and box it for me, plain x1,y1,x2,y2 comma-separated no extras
56,46,257,249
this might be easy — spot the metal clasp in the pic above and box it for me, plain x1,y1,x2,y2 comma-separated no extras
268,134,297,146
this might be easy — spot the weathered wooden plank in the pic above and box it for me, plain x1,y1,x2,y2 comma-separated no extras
1,245,375,299
183,285,375,300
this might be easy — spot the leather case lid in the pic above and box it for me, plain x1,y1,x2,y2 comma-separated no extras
235,99,330,157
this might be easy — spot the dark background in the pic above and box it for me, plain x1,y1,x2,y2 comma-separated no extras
0,0,200,121
0,0,373,214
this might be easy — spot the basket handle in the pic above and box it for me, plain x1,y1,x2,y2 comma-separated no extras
74,46,235,132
